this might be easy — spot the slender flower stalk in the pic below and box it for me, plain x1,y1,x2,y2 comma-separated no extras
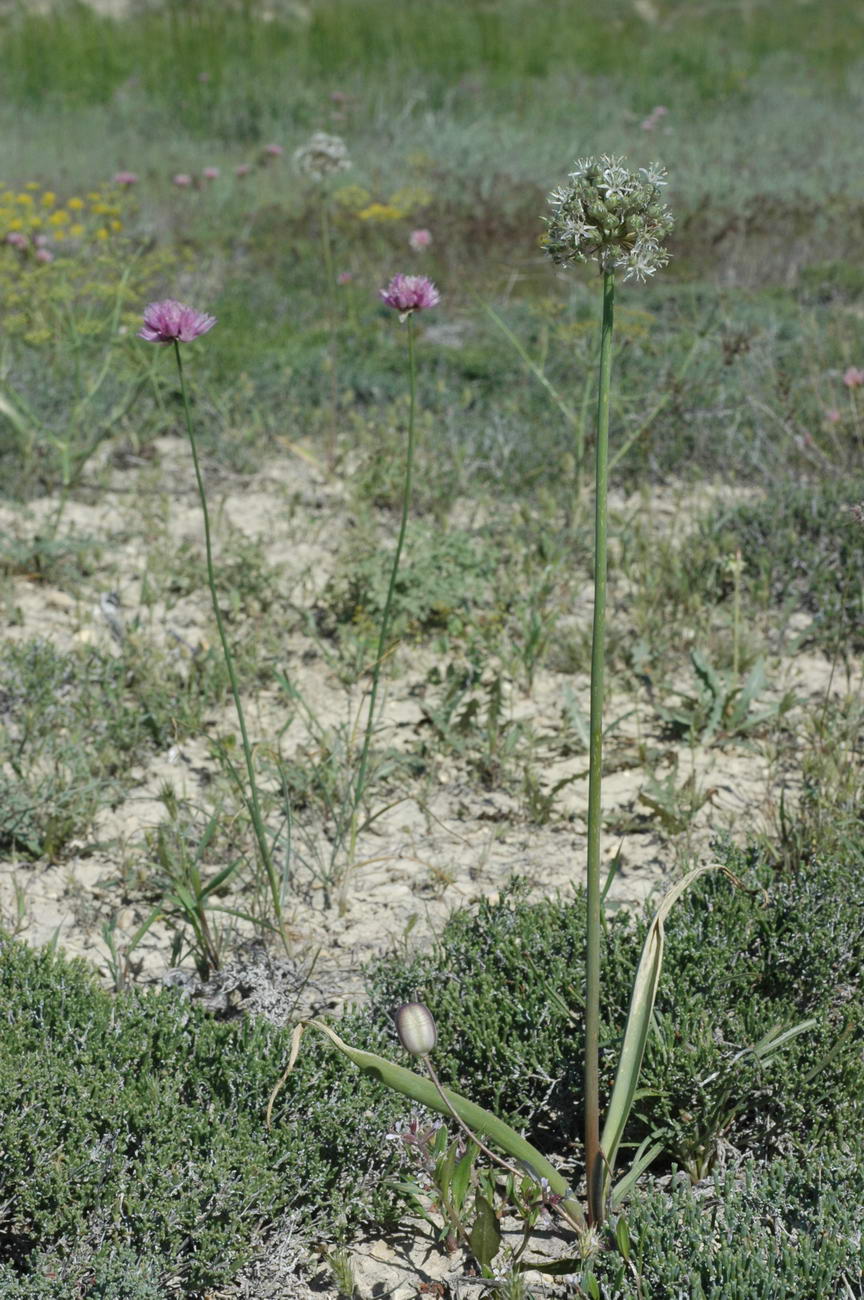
139,301,287,933
584,268,614,1220
340,277,439,899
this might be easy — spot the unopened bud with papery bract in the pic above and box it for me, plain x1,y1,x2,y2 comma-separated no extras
394,1002,438,1056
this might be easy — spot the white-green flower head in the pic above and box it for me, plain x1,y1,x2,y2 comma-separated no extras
544,155,673,281
293,132,352,181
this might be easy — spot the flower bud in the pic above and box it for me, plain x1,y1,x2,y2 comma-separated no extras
394,1002,437,1056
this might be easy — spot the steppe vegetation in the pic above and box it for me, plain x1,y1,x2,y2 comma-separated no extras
1,0,863,1295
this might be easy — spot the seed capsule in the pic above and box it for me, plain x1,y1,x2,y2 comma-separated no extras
394,1002,437,1057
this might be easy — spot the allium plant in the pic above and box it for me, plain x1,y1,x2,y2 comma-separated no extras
338,276,440,887
275,160,755,1275
294,133,353,383
292,132,351,182
139,301,287,935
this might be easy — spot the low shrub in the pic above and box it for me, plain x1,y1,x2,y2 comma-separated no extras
590,1144,864,1298
688,476,864,652
0,938,404,1295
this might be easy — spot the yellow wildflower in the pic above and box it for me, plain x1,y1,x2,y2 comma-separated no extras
388,185,432,212
48,210,70,226
24,181,41,190
41,191,56,207
96,227,109,240
110,219,123,232
333,184,372,210
67,197,85,210
70,223,85,238
16,193,34,206
91,202,109,214
356,202,405,222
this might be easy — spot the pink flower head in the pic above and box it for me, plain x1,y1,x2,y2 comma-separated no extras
138,299,216,345
640,105,669,131
409,228,432,251
35,247,54,263
114,171,139,186
235,163,252,178
843,366,864,389
379,273,440,317
264,143,284,157
172,173,193,188
202,167,220,181
5,231,28,248
337,270,353,285
825,407,841,424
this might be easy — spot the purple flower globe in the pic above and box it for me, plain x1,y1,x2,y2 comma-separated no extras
139,300,217,344
379,273,440,316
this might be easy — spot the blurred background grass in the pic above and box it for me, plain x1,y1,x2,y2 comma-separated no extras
2,0,863,504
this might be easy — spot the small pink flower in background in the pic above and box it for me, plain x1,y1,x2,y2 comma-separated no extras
337,270,353,285
35,247,54,263
139,299,216,344
825,407,841,424
409,228,431,251
6,231,28,248
379,273,440,316
235,163,252,178
34,234,49,247
114,171,139,186
203,167,220,181
640,105,669,131
843,366,864,389
264,143,283,157
172,173,193,188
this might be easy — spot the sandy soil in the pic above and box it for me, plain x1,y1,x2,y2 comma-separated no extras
2,438,829,998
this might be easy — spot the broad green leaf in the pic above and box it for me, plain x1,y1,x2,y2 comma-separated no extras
451,1142,478,1212
435,1141,457,1198
615,1214,631,1260
272,1020,585,1228
469,1194,501,1270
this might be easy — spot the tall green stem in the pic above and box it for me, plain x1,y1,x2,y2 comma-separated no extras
345,316,417,891
585,269,614,1224
173,342,286,930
